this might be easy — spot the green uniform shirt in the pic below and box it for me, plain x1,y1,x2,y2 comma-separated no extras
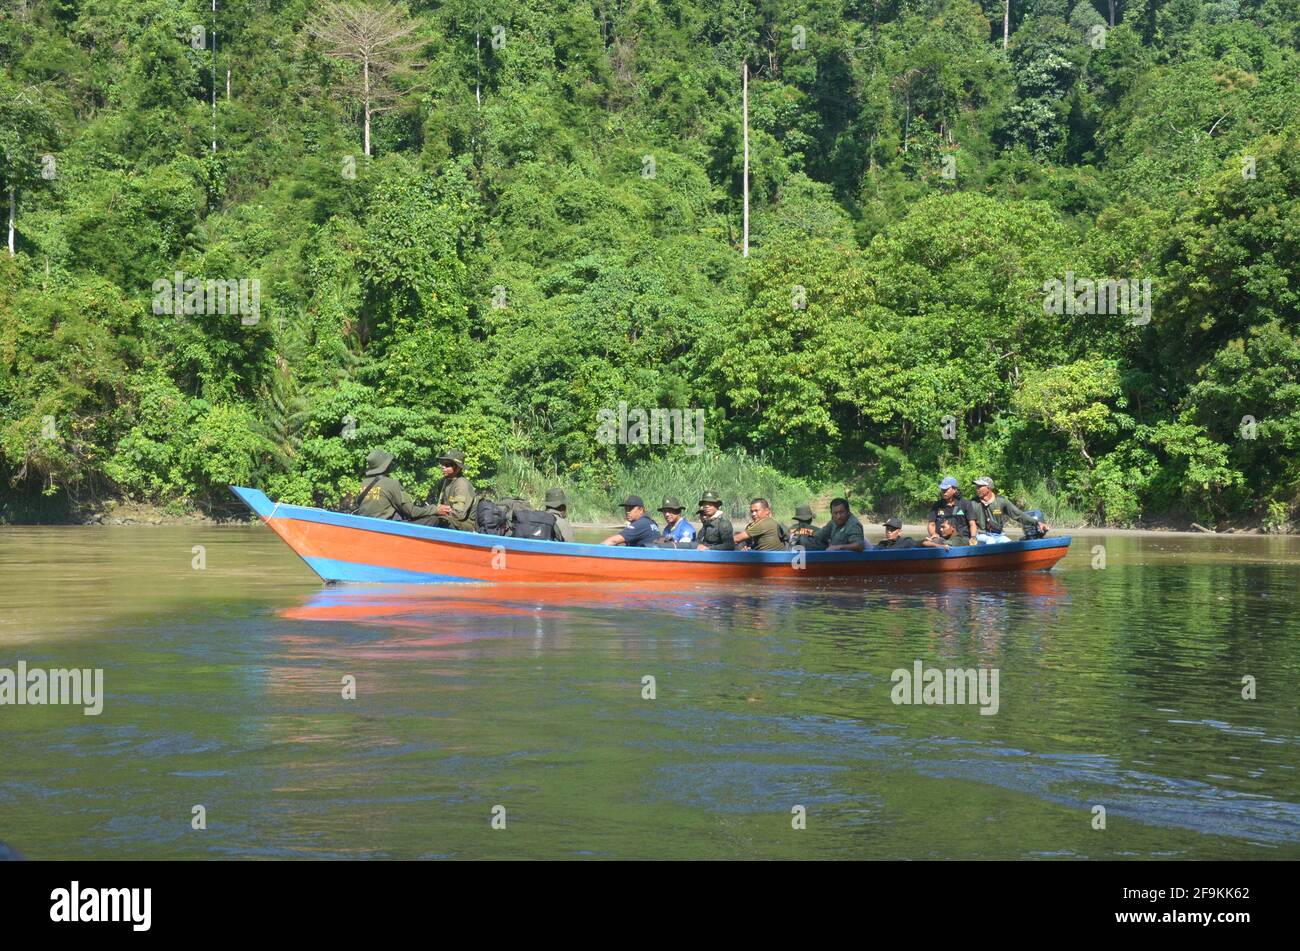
433,475,477,531
814,514,866,549
547,508,576,543
743,515,785,551
356,475,435,522
970,494,1036,534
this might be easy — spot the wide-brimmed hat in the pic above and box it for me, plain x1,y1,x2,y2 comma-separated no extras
544,487,568,508
620,495,645,510
365,450,394,476
793,504,815,523
882,516,903,530
437,450,466,469
973,476,994,488
697,490,723,509
658,496,685,513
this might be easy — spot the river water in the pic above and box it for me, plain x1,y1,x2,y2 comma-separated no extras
1,525,1297,859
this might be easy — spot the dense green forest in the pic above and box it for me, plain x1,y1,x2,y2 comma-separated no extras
2,0,1298,526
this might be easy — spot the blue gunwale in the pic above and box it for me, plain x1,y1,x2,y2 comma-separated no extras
230,486,1072,564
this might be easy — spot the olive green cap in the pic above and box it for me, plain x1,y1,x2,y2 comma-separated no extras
437,450,466,469
793,504,815,522
658,496,685,513
544,487,568,508
365,450,394,476
697,490,723,507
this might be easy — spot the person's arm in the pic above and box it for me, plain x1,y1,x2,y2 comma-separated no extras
964,503,979,539
555,518,575,543
926,507,939,538
733,529,750,544
393,485,434,520
1002,496,1047,532
602,532,627,545
922,536,951,549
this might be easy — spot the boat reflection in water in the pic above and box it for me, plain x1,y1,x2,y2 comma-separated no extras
276,572,1071,657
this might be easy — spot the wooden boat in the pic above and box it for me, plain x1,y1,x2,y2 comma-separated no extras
231,486,1071,584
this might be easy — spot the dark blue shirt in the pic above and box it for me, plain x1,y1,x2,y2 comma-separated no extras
620,515,661,547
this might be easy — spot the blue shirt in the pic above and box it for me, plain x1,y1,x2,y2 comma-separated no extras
619,515,661,547
662,518,695,544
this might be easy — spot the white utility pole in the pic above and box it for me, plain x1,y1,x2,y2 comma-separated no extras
742,60,749,258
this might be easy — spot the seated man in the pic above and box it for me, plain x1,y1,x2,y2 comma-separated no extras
602,495,661,546
928,476,977,545
875,516,918,548
787,504,826,550
655,497,696,547
969,476,1049,543
924,518,973,549
543,488,576,542
354,450,439,523
813,498,868,552
429,450,477,531
734,498,785,551
694,490,735,551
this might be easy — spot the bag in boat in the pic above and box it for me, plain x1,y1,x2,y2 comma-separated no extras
512,508,559,541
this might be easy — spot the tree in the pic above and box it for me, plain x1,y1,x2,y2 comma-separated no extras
302,2,424,158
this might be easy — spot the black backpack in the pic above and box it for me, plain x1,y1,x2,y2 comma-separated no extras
475,499,511,535
512,508,559,541
475,496,529,535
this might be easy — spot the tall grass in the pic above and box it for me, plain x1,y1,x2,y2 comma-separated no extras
485,450,819,524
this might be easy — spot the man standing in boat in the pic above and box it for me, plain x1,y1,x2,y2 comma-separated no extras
694,490,735,551
354,450,440,523
602,495,661,546
969,476,1048,543
430,450,477,531
928,477,977,544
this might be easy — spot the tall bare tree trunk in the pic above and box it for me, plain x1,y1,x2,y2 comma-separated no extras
1108,0,1116,26
742,61,749,259
1004,0,1010,49
363,57,372,157
7,189,14,257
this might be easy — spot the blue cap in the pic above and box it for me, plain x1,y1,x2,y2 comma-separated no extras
939,476,958,490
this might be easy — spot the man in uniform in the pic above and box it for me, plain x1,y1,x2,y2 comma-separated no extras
813,498,869,551
875,516,918,548
429,450,477,531
544,487,576,542
694,490,735,551
602,495,661,546
787,505,823,550
655,497,696,546
928,476,977,544
734,498,785,550
354,450,439,523
969,476,1048,543
924,519,974,549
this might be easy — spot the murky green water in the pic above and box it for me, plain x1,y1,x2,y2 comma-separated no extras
1,525,1298,859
